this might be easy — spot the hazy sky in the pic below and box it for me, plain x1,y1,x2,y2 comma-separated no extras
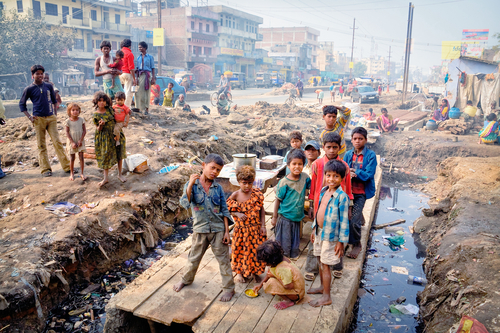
208,0,499,71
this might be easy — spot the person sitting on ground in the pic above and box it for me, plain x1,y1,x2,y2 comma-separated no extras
363,108,377,121
377,108,400,133
343,127,377,260
253,240,305,310
174,154,235,302
432,98,449,122
490,101,500,115
462,100,477,119
307,159,349,307
227,165,267,284
478,113,498,145
163,82,174,107
108,50,124,89
217,93,237,115
174,94,191,112
150,82,161,106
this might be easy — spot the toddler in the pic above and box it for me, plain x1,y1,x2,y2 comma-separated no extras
108,50,124,89
112,91,130,146
65,103,87,181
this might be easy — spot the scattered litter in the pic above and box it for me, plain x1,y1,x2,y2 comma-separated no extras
455,315,489,333
387,207,404,213
45,202,82,217
208,135,218,141
32,227,36,231
407,275,427,286
108,227,113,232
11,269,19,277
387,235,405,247
159,165,180,174
140,137,153,144
391,266,409,275
390,304,419,315
81,202,99,210
468,168,476,173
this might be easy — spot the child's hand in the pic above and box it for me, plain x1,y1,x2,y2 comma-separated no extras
271,217,277,227
235,212,247,221
260,226,267,237
334,242,345,258
77,140,82,147
71,142,78,149
222,231,231,245
310,232,315,244
188,174,200,186
98,119,105,126
308,207,314,219
253,284,262,294
350,168,357,178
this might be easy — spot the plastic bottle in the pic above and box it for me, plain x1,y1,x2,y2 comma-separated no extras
407,275,427,286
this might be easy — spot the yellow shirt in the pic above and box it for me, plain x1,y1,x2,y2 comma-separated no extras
0,99,5,120
463,105,477,117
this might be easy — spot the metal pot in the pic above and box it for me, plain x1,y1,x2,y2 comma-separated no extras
232,153,257,170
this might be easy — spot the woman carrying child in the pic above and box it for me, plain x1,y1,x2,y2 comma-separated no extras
227,166,267,283
92,91,127,187
64,103,87,181
253,240,305,310
478,113,499,144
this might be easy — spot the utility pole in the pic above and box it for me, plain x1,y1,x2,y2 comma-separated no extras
402,2,414,105
349,18,357,80
157,0,162,76
387,46,391,92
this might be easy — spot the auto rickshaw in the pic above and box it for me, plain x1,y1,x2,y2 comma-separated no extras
229,72,246,90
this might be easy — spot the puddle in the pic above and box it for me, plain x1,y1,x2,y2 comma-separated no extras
349,186,428,333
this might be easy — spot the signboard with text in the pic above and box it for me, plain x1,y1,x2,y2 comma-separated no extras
441,41,462,60
462,29,489,41
153,28,164,46
220,48,244,57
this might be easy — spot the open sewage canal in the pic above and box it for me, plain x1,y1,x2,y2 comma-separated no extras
349,185,428,333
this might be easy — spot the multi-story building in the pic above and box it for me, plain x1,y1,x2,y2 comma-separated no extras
362,57,386,75
206,5,263,77
256,26,320,77
317,42,335,72
0,0,133,60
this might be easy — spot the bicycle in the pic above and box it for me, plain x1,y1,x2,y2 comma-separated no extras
0,82,17,100
285,88,301,106
210,90,232,106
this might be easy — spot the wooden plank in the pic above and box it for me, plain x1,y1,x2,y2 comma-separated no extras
227,286,274,333
114,252,188,312
289,275,322,333
373,218,406,230
133,251,219,325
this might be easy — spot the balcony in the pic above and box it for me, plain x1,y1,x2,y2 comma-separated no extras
93,21,132,36
218,26,257,40
256,33,263,41
67,49,95,60
42,12,91,30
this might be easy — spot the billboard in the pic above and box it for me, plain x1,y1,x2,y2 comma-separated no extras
461,41,484,58
462,29,489,41
220,48,244,57
441,41,462,60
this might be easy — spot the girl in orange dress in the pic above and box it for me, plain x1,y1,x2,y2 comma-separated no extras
227,165,267,283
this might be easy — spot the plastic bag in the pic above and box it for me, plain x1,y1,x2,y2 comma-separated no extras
124,154,148,172
388,235,405,246
455,316,489,333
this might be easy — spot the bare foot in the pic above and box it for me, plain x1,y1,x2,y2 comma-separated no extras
219,290,235,302
98,179,109,187
118,175,127,183
309,295,332,307
307,286,324,295
254,274,262,283
234,274,245,283
69,173,74,181
347,243,362,259
173,281,186,292
275,300,294,310
80,174,88,181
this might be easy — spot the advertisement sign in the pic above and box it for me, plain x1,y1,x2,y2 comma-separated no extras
220,48,244,56
349,62,354,69
276,60,283,66
146,30,153,38
153,28,164,46
462,29,489,41
263,57,273,64
441,41,462,60
461,41,484,58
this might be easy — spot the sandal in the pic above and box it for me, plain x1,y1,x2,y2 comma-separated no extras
42,171,52,177
304,272,315,281
333,270,343,279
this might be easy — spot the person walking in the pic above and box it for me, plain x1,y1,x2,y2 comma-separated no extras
119,39,136,107
296,78,304,98
135,41,155,115
19,65,70,177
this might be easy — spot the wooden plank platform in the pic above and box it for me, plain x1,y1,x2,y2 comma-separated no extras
109,157,382,333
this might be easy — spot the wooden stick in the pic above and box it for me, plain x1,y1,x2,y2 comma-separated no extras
373,219,406,230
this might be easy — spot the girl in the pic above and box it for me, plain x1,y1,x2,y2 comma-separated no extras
227,166,267,283
432,98,449,122
478,113,498,144
338,84,344,99
377,108,400,133
253,240,305,310
65,103,87,181
92,91,127,187
163,82,174,107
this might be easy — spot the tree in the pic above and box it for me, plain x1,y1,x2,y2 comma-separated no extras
0,10,75,75
353,62,367,77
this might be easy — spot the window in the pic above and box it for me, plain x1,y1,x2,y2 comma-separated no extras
17,0,23,12
213,22,217,33
191,21,194,29
206,24,209,32
72,7,82,20
188,45,192,55
90,9,96,21
204,47,211,56
45,3,57,16
74,39,84,49
62,5,68,23
232,21,235,29
111,41,117,50
199,23,202,31
32,0,41,18
115,14,120,24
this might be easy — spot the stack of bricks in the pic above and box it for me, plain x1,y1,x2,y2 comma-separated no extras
438,118,473,135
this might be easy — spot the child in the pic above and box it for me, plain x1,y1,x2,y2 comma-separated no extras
253,240,305,310
108,50,124,89
343,127,377,259
92,91,127,187
306,132,352,280
303,140,321,180
320,105,351,159
377,108,399,133
284,131,304,175
363,108,377,121
65,103,87,181
316,89,324,105
227,165,267,283
307,159,350,307
174,154,235,302
112,91,130,146
329,83,335,103
163,82,174,107
462,100,477,119
272,149,311,259
478,113,498,144
338,84,344,99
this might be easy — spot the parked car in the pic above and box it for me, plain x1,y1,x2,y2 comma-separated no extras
155,76,186,105
351,85,379,103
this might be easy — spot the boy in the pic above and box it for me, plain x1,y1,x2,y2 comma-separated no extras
305,132,352,280
343,127,377,259
112,91,130,146
108,50,124,89
320,105,351,159
174,154,235,302
329,82,335,103
303,140,320,180
272,149,311,259
19,65,70,177
308,159,349,307
284,131,305,175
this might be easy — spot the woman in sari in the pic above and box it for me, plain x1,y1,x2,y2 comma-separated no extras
478,113,499,144
432,99,449,122
150,83,161,105
376,108,399,133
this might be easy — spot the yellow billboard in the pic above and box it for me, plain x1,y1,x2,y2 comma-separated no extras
441,41,461,60
153,28,164,46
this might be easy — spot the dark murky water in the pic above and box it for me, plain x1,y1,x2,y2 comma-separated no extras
349,186,428,333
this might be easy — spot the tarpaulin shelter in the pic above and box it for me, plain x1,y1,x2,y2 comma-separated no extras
446,56,499,115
